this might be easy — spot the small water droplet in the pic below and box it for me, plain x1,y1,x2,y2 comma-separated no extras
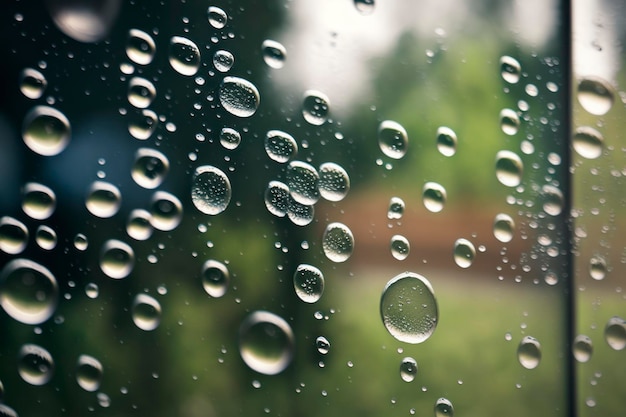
100,239,135,279
387,197,405,219
76,355,103,392
239,311,295,375
21,182,56,220
573,335,593,363
573,126,603,159
287,161,320,205
577,77,614,116
500,56,521,84
132,293,161,331
85,282,99,299
495,150,523,187
453,238,476,268
262,40,287,69
318,162,350,202
149,191,183,231
126,209,153,241
22,106,71,156
264,181,290,217
293,264,324,303
302,90,330,126
390,235,410,261
0,217,29,255
604,317,626,350
219,127,241,150
517,336,541,369
85,181,122,218
35,225,57,250
434,397,454,417
213,50,234,73
354,0,375,15
128,109,158,141
378,120,408,159
316,336,330,354
219,76,260,118
436,126,457,157
73,233,88,251
589,255,607,280
169,36,201,76
207,6,228,29
18,344,54,385
423,182,446,213
191,165,232,215
19,68,47,99
493,213,515,243
265,130,297,163
126,29,156,65
131,148,169,189
500,108,520,135
322,222,354,263
202,260,230,298
399,357,418,382
127,77,156,108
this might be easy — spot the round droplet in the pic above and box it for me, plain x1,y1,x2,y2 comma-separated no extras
302,90,330,126
400,357,418,382
589,255,607,281
201,260,230,298
219,127,241,150
436,126,457,157
577,77,614,116
99,239,134,279
76,355,103,392
207,6,228,29
287,161,320,205
131,148,169,189
46,0,120,42
287,200,315,226
73,233,88,251
127,77,156,108
35,225,57,250
573,335,593,363
293,264,324,303
191,165,232,215
500,108,520,135
213,50,234,73
316,336,330,355
132,293,161,331
318,162,350,202
380,272,438,344
22,182,56,220
423,182,447,213
387,197,405,220
85,181,122,218
238,311,295,375
219,76,260,118
18,344,54,385
454,238,476,268
126,29,156,65
378,120,408,159
495,150,523,187
85,282,99,299
389,234,411,260
149,191,183,231
354,0,375,15
19,68,47,99
264,181,290,217
128,109,158,140
22,106,71,156
517,336,541,369
126,209,153,241
605,317,626,350
541,185,563,216
544,271,559,286
0,259,58,325
265,130,297,163
322,222,354,263
493,213,515,243
500,56,521,84
573,126,603,159
0,217,29,255
262,40,287,69
434,398,454,417
168,36,201,76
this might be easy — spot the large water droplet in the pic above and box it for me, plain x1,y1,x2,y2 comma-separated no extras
18,344,54,385
262,40,287,69
131,148,169,189
287,161,320,205
264,181,290,217
287,200,315,226
219,127,241,150
322,222,354,263
573,335,593,363
201,260,230,298
0,404,18,417
128,109,158,140
85,181,121,218
19,68,47,99
219,76,260,118
22,106,71,156
493,213,515,243
453,238,476,268
436,126,457,157
46,0,121,43
265,130,297,163
495,150,523,187
316,336,330,355
500,56,521,84
35,225,57,250
191,165,232,215
517,336,541,369
213,50,235,73
423,182,446,213
541,185,563,216
126,29,156,65
207,6,228,29
354,0,375,15
76,355,103,392
238,311,295,375
500,108,520,135
318,162,350,202
0,259,58,325
387,197,405,219
22,182,56,220
168,36,201,76
577,77,614,116
399,357,417,382
589,255,607,280
378,120,408,159
573,126,603,159
605,317,626,350
100,239,135,279
380,272,438,344
149,191,183,231
126,209,154,241
390,235,410,261
132,293,161,331
0,217,29,255
293,264,324,303
434,398,454,417
127,77,156,108
302,90,330,126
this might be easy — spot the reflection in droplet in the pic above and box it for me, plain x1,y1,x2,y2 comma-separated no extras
453,238,476,268
354,0,375,15
128,109,158,140
35,225,57,250
22,106,71,156
293,264,324,303
573,126,603,159
220,127,241,150
0,217,29,255
302,90,330,126
434,398,454,417
126,209,153,241
213,50,235,73
322,222,354,263
380,272,438,344
517,336,541,369
541,185,564,216
573,335,593,363
589,255,607,281
287,200,315,226
287,161,320,205
264,181,290,218
76,355,103,392
493,213,515,243
169,36,201,76
219,76,261,118
128,77,156,108
500,56,521,84
132,293,161,331
126,29,156,65
149,191,183,231
500,108,520,135
400,357,417,382
265,130,297,163
495,150,523,187
18,344,54,386
132,148,169,189
100,239,135,279
318,162,350,202
378,120,408,159
390,235,410,261
387,197,405,219
436,126,457,157
202,260,230,298
22,182,56,220
19,68,47,99
577,77,614,116
262,40,287,69
207,6,228,29
0,259,58,325
73,233,88,251
605,317,626,350
316,336,330,355
239,311,295,375
46,0,121,43
191,165,232,215
423,182,446,213
85,181,122,218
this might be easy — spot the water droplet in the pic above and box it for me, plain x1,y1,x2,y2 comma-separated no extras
127,77,156,108
378,120,408,159
354,0,375,15
318,162,350,202
0,259,58,324
126,29,156,65
207,6,228,29
73,233,88,251
589,255,607,280
126,209,154,241
517,336,541,369
577,77,614,116
495,150,523,187
85,282,99,299
0,404,17,417
454,238,476,268
287,161,320,205
21,182,56,220
287,200,315,226
219,76,260,118
85,181,122,218
191,165,232,215
213,50,234,73
493,213,515,243
322,222,354,263
202,260,230,298
434,398,454,417
436,126,457,157
219,127,241,150
128,109,158,140
380,272,438,344
238,311,295,375
315,336,330,355
302,90,330,126
99,239,135,279
573,335,593,363
265,130,297,163
264,181,290,217
18,344,54,385
423,182,447,213
541,185,563,216
132,293,161,331
262,40,287,69
168,36,201,76
0,217,29,255
131,148,169,189
544,271,558,286
76,355,103,392
500,56,521,84
35,225,57,250
22,106,71,156
293,264,324,303
399,357,418,382
604,317,626,350
500,108,520,135
390,235,410,261
46,0,120,42
387,197,405,219
149,191,183,231
573,126,603,159
19,68,47,99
